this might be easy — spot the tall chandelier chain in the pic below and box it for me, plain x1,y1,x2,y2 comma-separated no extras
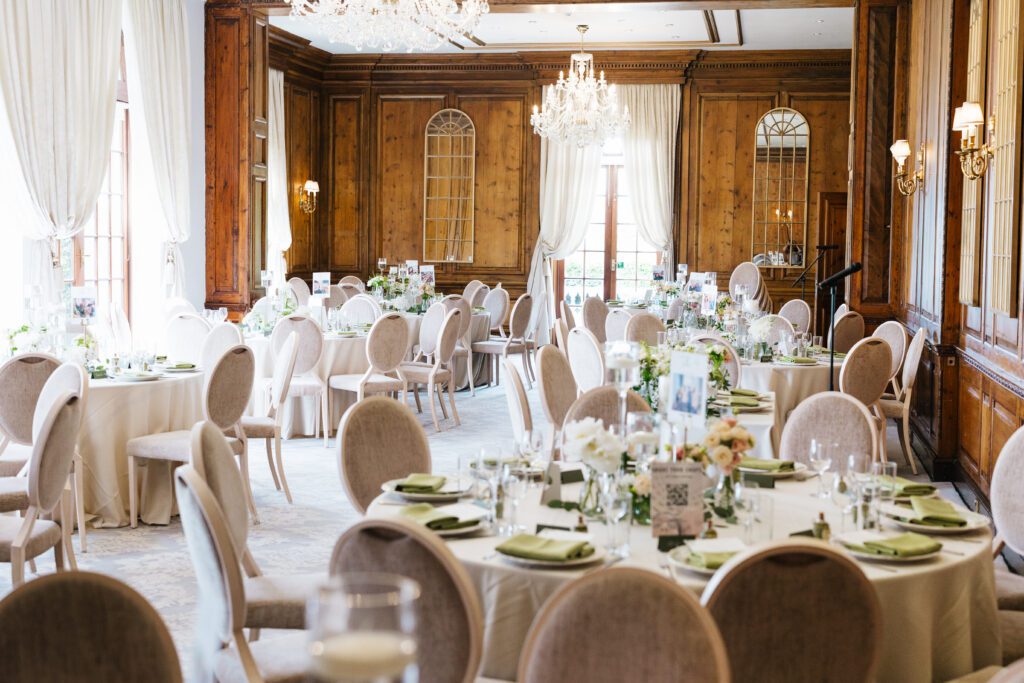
530,25,630,148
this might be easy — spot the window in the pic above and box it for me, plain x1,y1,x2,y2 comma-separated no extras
60,42,130,315
556,140,663,309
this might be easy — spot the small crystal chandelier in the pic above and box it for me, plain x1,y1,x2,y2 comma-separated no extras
530,25,630,148
288,0,489,53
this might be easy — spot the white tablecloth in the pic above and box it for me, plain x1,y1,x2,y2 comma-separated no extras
739,360,840,454
367,477,999,682
81,372,204,527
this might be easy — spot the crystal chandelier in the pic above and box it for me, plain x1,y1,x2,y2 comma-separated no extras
530,25,630,148
288,0,489,53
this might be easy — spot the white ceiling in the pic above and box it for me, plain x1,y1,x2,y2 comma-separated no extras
269,6,853,54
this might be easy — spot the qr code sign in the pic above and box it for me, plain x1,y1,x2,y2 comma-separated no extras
666,483,689,506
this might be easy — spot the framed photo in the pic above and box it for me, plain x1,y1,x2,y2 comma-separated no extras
419,265,435,285
312,272,331,296
652,264,666,282
687,273,705,293
651,461,705,538
700,285,718,315
669,350,708,422
70,286,98,321
405,259,419,274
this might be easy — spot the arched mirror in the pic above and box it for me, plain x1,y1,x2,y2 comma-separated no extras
423,108,475,263
752,107,809,269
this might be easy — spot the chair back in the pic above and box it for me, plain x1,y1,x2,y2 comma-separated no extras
462,279,483,301
839,337,891,407
164,313,212,365
287,277,311,306
200,322,244,371
163,296,196,319
190,421,250,555
0,353,60,445
777,299,812,334
901,328,926,395
109,300,133,352
582,297,609,344
271,314,324,376
559,300,576,330
470,284,489,308
0,572,182,683
483,287,510,333
554,319,569,351
509,294,533,340
604,309,631,342
567,327,605,393
325,284,348,309
990,426,1024,555
729,262,762,298
779,392,877,463
203,345,255,431
29,390,82,514
873,321,908,382
366,313,409,374
339,275,364,291
33,363,87,446
828,311,864,354
435,309,462,366
442,295,473,341
564,386,650,428
341,294,382,325
338,397,431,513
690,336,741,388
417,302,447,359
519,567,730,683
835,303,849,318
537,345,577,430
624,312,665,345
703,540,881,683
503,359,532,444
268,332,299,419
330,518,484,683
666,298,686,321
339,283,362,300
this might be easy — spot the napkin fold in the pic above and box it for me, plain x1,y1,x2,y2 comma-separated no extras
394,473,446,493
904,497,966,527
169,362,195,369
844,532,941,557
778,356,818,365
730,388,760,397
739,457,794,472
398,503,479,531
878,476,936,497
687,549,737,569
496,534,595,562
728,396,761,408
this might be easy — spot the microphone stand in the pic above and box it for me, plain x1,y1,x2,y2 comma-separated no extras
793,250,828,303
826,284,839,391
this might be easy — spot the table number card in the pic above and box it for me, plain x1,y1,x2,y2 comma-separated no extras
651,460,704,539
420,265,435,284
700,285,718,315
652,264,666,282
405,260,419,274
687,273,705,293
668,350,708,426
70,286,98,321
312,272,331,296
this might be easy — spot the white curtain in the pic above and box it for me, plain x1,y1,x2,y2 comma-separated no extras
526,96,603,344
124,0,192,298
0,0,122,307
267,69,292,287
620,84,680,270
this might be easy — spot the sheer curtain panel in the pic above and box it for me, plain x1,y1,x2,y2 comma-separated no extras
0,0,122,307
266,69,292,287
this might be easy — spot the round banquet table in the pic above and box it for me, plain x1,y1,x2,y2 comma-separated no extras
367,476,999,683
738,359,841,454
247,312,492,438
81,372,204,527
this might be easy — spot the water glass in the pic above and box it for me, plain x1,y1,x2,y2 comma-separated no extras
872,461,898,505
600,484,632,558
808,439,834,498
626,412,660,468
502,469,528,535
307,574,419,683
734,477,760,543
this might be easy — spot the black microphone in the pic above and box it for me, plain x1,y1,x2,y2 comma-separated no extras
818,262,862,290
816,244,839,251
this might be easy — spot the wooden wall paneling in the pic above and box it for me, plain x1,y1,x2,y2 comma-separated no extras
327,92,367,275
814,192,848,334
248,13,269,301
283,82,321,278
958,360,984,481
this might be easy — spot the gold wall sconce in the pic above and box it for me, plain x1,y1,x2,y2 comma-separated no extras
298,180,319,214
952,101,994,181
890,139,925,196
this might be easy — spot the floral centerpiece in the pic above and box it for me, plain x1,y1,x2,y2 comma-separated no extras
625,472,652,525
635,341,733,416
7,324,46,355
562,417,627,518
701,417,756,519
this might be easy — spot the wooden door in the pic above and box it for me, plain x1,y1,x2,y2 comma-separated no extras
814,192,848,335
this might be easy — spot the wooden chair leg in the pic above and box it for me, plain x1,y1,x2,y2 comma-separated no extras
73,453,87,552
428,381,441,432
413,383,423,413
61,492,77,571
902,408,918,474
321,391,330,449
264,438,282,491
467,349,476,396
238,447,260,525
274,430,292,504
128,455,138,529
436,382,449,420
522,351,535,389
447,379,461,426
11,547,24,587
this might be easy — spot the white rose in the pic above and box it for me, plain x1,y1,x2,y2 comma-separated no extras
711,445,734,469
633,473,652,497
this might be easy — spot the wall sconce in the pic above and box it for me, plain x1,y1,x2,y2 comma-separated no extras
890,139,925,196
952,101,995,181
298,180,319,214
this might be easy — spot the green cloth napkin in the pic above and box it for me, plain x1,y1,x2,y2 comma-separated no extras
904,497,966,527
739,457,795,472
778,356,818,365
729,396,761,408
878,476,936,497
730,388,759,397
688,549,738,569
169,362,195,369
394,473,446,493
844,532,941,557
496,534,595,562
398,503,479,531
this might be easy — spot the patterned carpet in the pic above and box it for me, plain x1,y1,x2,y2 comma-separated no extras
0,359,957,680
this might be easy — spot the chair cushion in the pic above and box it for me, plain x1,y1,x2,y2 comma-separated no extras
240,415,277,439
214,631,309,683
997,570,1024,611
400,365,452,384
878,398,904,419
244,572,323,630
1000,610,1024,664
329,373,405,394
0,443,31,477
0,516,61,562
0,477,29,513
285,375,323,397
471,340,525,354
129,431,242,461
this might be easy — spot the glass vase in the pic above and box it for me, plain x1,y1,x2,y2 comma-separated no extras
710,470,736,521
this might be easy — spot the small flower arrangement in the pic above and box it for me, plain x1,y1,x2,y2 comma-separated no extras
367,275,387,291
7,324,45,354
562,417,627,474
418,281,435,300
626,472,652,525
715,294,734,318
702,417,755,477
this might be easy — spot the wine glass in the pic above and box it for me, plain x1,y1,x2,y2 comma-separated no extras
217,307,228,323
307,574,419,683
808,439,833,498
604,341,641,434
377,257,387,274
503,470,528,534
734,477,760,543
676,263,688,285
600,478,632,558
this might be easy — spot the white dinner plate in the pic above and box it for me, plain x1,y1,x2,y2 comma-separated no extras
380,479,471,503
496,544,606,569
878,502,990,535
117,373,162,382
736,461,807,479
419,503,488,537
773,360,823,367
712,399,770,413
835,531,942,563
667,538,747,577
159,366,197,373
